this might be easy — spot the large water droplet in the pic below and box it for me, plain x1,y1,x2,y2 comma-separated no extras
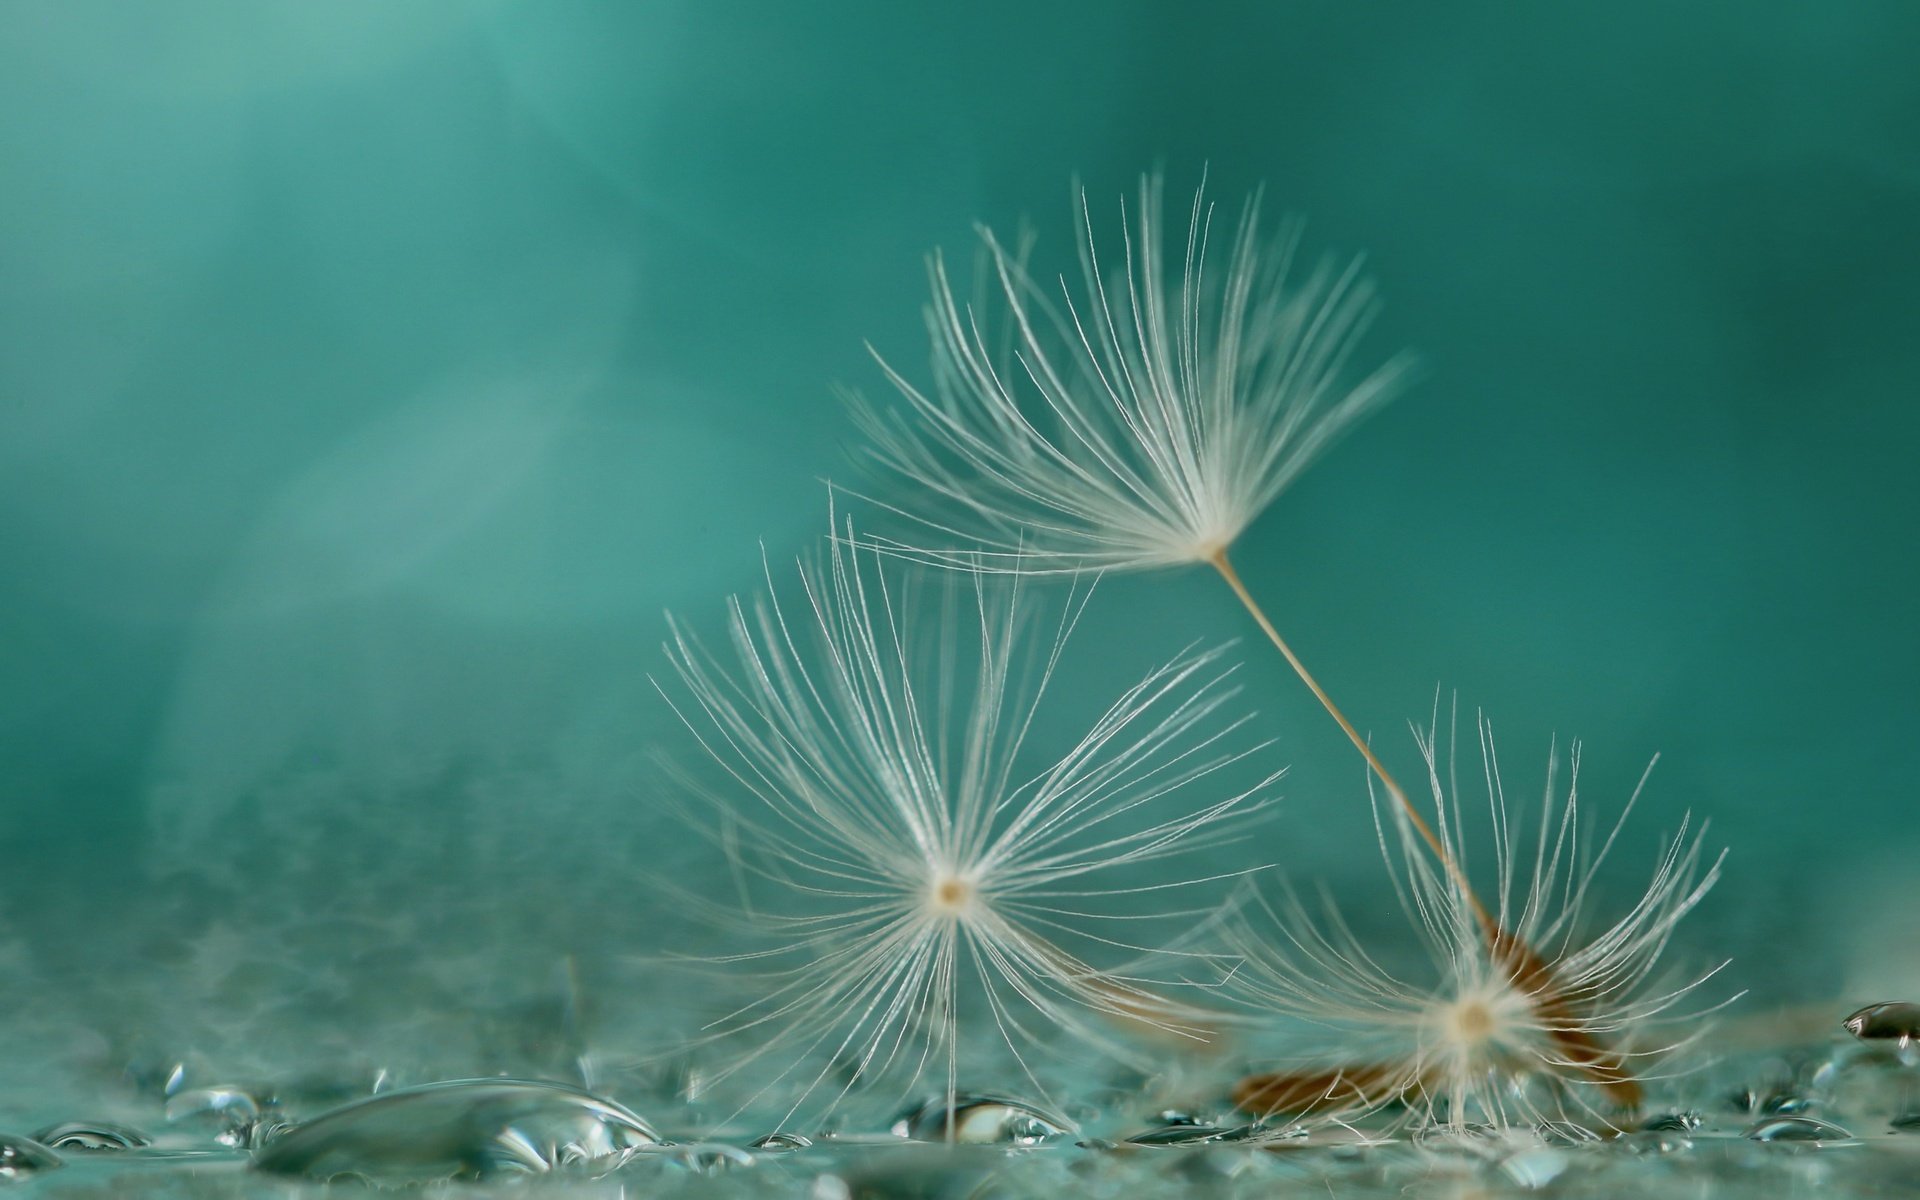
250,1078,661,1183
29,1121,152,1152
0,1135,62,1179
749,1132,813,1153
890,1095,1069,1146
1744,1116,1855,1144
1844,1002,1920,1061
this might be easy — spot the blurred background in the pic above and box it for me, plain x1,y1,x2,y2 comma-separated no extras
3,0,1918,1093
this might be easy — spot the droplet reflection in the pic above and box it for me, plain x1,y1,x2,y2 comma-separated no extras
890,1094,1070,1146
1744,1116,1855,1144
0,1135,62,1179
250,1078,660,1183
30,1121,152,1152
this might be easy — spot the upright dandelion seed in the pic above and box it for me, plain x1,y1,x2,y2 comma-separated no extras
655,522,1279,1125
849,172,1647,1099
1225,710,1726,1132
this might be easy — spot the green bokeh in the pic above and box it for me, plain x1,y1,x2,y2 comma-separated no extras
3,0,1916,1006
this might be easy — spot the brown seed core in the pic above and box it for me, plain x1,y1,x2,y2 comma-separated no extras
933,876,972,910
1452,999,1494,1043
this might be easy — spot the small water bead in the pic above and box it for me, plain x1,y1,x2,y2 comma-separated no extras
750,1132,814,1153
29,1121,151,1151
890,1095,1070,1146
251,1078,661,1183
0,1135,62,1179
1638,1112,1702,1133
1744,1116,1855,1144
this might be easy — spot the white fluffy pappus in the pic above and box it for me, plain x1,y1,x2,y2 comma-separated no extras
653,526,1280,1124
1223,709,1727,1133
852,172,1415,574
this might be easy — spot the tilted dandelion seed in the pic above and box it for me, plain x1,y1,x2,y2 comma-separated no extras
853,173,1414,575
653,521,1280,1126
849,176,1416,806
1225,708,1728,1133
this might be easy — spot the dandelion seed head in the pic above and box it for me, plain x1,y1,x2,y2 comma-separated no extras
1227,707,1727,1134
852,172,1416,574
654,519,1278,1125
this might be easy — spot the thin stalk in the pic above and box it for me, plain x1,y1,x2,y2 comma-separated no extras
1206,549,1491,932
1207,548,1640,1108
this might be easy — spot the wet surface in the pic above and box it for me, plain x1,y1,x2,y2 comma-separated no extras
0,1030,1917,1196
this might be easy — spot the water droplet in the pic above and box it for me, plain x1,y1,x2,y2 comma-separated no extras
890,1094,1069,1146
1497,1147,1569,1190
250,1078,661,1183
165,1085,270,1148
29,1121,152,1152
1621,1130,1693,1155
1843,1002,1920,1043
0,1135,62,1179
1844,1002,1920,1063
1728,1085,1812,1116
1638,1112,1702,1132
1744,1116,1854,1143
750,1132,813,1153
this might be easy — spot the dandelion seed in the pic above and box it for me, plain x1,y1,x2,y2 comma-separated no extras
848,172,1434,877
854,172,1413,576
654,520,1278,1126
1224,709,1727,1133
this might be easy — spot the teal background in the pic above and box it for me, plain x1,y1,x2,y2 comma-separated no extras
3,0,1918,1020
